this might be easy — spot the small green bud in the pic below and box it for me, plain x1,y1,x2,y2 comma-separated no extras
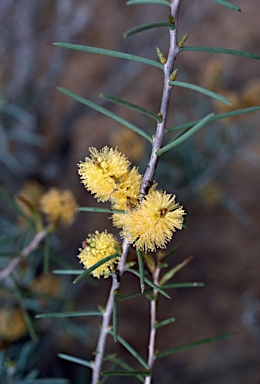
168,14,175,25
169,69,178,81
178,33,188,48
156,47,167,65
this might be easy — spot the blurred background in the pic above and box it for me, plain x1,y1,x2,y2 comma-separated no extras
0,0,259,383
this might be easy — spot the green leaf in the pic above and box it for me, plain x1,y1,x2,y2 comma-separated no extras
101,370,150,377
179,46,260,60
127,268,171,299
79,206,124,214
26,380,70,384
113,290,120,342
154,317,176,329
106,355,145,383
157,113,214,155
136,249,145,293
36,311,102,319
108,331,149,369
169,81,231,105
212,0,241,11
58,87,152,143
159,256,193,286
124,22,175,38
73,253,120,284
127,0,171,6
156,333,234,358
167,106,260,133
52,269,83,275
54,43,164,70
162,282,204,288
58,353,93,369
100,93,162,123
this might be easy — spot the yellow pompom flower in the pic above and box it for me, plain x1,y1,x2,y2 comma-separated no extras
78,147,131,202
120,190,185,252
78,231,120,279
40,189,78,226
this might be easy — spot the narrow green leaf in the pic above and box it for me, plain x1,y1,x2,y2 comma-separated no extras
136,249,145,293
127,0,171,6
109,331,149,370
156,333,233,358
154,317,176,329
179,46,260,60
127,268,171,299
58,87,152,143
73,253,120,284
58,353,93,369
36,311,102,319
157,113,214,155
124,22,175,38
167,106,260,133
100,93,162,123
54,43,164,70
212,0,240,11
79,206,124,214
106,355,145,383
113,290,119,342
52,269,83,275
101,370,150,377
162,282,205,288
28,380,70,384
159,256,193,286
169,81,231,105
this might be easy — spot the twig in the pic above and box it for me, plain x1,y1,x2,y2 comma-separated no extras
91,239,130,384
0,228,48,281
145,265,161,384
91,1,181,382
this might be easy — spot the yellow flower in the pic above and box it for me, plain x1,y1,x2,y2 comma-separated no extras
78,231,120,279
78,147,131,202
120,190,185,252
40,189,78,226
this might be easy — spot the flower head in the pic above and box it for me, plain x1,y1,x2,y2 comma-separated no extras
77,231,120,278
78,147,131,202
40,188,78,226
120,190,185,252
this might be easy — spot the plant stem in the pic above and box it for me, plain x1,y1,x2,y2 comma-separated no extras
91,1,181,382
140,0,181,197
145,265,161,384
91,239,130,384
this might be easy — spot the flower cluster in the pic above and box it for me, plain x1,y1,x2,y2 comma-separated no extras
78,146,185,277
78,231,120,278
40,188,78,226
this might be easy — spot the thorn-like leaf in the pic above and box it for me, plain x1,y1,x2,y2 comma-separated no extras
167,106,260,133
127,0,171,7
73,253,120,284
159,256,193,286
54,42,164,69
179,46,260,60
36,311,102,319
212,0,241,11
157,113,214,155
100,93,162,122
58,353,93,369
124,22,175,38
169,81,231,105
156,333,234,358
58,87,153,143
